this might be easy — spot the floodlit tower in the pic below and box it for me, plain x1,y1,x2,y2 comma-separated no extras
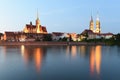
89,15,94,32
36,11,41,33
95,13,101,34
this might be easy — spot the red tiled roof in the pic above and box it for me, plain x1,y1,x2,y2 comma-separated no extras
52,32,64,36
81,29,94,35
41,26,47,32
5,32,15,36
25,24,47,33
26,24,36,29
100,33,113,36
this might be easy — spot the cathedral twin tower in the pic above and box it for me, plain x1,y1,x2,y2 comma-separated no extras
23,11,100,34
89,14,101,34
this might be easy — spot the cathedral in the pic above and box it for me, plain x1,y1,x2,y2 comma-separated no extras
23,13,47,34
89,14,101,34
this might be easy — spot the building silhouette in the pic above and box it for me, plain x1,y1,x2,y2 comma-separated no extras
23,12,47,34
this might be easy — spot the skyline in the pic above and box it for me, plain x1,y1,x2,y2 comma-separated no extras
0,0,120,34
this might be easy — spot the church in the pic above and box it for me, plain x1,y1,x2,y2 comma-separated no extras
23,13,47,34
89,13,101,34
81,13,113,40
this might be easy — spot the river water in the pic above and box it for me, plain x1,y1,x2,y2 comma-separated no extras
0,45,120,80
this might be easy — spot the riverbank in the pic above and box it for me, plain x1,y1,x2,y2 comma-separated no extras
0,41,106,46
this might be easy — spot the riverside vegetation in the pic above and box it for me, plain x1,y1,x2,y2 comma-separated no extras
82,33,120,46
0,33,120,46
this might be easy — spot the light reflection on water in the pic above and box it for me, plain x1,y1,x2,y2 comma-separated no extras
90,46,101,79
34,48,43,72
20,45,46,73
0,45,120,80
21,45,25,57
71,46,77,58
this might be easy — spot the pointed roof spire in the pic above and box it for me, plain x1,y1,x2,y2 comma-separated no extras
96,11,100,21
90,11,93,21
91,15,93,21
37,9,39,20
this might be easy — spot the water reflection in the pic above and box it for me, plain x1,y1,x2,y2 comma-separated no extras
71,46,77,58
2,45,102,74
20,45,29,65
34,48,43,72
66,46,70,56
65,46,77,58
79,45,102,77
21,45,25,56
2,46,7,58
1,45,120,80
20,45,46,72
90,46,102,76
90,47,95,75
0,46,7,62
95,46,101,75
79,46,86,57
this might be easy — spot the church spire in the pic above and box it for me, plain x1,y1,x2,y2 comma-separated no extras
96,11,99,21
36,10,40,25
89,14,94,32
91,15,93,22
37,9,39,20
96,12,101,34
91,12,93,21
36,10,41,33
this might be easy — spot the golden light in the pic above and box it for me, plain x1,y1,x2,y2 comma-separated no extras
21,45,25,56
34,48,43,72
71,46,77,58
21,45,29,65
23,27,28,33
37,27,41,33
90,47,95,75
80,46,86,57
90,46,102,75
95,46,101,74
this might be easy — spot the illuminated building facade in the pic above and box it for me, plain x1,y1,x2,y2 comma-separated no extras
23,13,47,34
95,14,101,33
89,13,101,34
89,16,94,32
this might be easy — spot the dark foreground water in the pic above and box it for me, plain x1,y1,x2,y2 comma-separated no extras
0,45,120,80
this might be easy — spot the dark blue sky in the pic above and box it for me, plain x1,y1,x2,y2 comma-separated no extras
0,0,120,33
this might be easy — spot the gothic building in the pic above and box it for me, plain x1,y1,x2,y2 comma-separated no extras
23,13,47,34
96,14,101,33
89,16,94,32
89,14,101,34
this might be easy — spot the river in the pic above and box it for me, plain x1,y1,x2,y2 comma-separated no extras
0,45,120,80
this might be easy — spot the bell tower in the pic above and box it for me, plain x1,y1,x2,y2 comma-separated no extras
89,15,94,32
36,11,41,33
95,13,101,34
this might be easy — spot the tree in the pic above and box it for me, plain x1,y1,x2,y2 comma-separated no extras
115,33,120,41
43,34,52,41
0,33,3,40
114,33,120,45
62,37,68,41
69,35,73,42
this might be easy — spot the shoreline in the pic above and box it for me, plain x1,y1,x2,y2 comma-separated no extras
0,41,106,46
